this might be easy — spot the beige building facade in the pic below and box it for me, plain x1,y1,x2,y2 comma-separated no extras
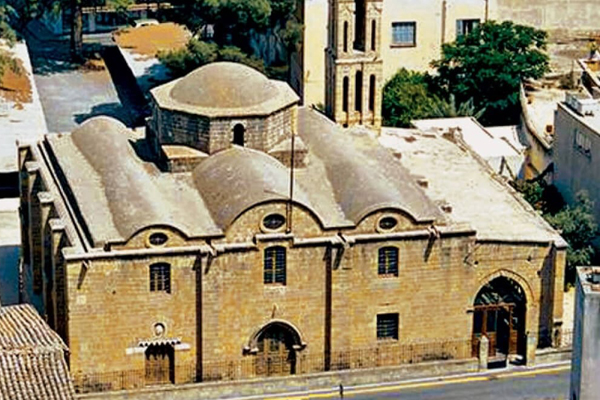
294,0,600,108
19,61,567,393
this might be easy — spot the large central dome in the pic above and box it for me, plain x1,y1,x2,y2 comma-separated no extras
169,62,277,109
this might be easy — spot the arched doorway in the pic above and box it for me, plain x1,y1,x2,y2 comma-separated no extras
145,344,174,385
472,277,526,359
253,322,301,376
233,124,245,146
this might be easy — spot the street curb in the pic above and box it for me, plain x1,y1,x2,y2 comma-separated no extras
226,361,571,400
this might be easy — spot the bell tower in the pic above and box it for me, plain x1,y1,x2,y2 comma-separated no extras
325,0,383,130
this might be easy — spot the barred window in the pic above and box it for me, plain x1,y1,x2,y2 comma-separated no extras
264,247,286,285
378,247,399,276
150,263,171,293
391,22,416,47
377,313,399,340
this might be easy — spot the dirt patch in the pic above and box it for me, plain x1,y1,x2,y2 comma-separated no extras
0,55,32,106
113,22,191,59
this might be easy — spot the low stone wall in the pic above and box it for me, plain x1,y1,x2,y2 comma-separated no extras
78,358,479,400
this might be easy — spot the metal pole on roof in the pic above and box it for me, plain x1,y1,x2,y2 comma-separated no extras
287,133,295,234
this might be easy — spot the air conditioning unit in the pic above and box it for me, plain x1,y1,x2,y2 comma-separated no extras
566,93,600,116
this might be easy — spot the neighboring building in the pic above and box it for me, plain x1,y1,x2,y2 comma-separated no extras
293,0,600,108
0,303,75,399
18,61,567,393
570,266,600,400
412,117,526,179
41,2,174,36
0,198,20,305
554,93,600,221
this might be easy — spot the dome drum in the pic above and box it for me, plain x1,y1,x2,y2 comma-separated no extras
149,62,300,156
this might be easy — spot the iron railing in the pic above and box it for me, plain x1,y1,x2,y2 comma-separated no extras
73,338,472,394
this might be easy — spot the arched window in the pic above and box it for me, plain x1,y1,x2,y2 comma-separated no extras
342,77,349,113
150,263,171,293
233,124,245,146
371,20,377,51
378,247,398,276
264,246,286,285
354,0,366,50
343,21,349,53
369,75,376,112
355,71,363,112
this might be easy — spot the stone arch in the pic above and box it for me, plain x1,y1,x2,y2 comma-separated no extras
244,319,307,354
473,269,535,306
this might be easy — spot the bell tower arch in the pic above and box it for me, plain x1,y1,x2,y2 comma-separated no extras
325,0,383,130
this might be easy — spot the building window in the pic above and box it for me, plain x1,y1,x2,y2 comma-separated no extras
343,21,349,53
355,71,363,112
371,20,377,51
342,77,349,113
233,124,245,146
150,263,171,293
264,246,286,285
574,129,592,157
377,313,399,340
456,19,480,38
391,22,416,47
378,247,398,276
369,75,376,112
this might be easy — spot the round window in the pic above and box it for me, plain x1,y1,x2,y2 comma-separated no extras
148,232,168,246
378,217,398,231
262,214,286,231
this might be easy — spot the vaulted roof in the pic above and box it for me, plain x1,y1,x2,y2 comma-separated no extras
42,107,444,249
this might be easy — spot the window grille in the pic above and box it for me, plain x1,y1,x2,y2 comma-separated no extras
378,247,399,276
377,313,399,340
264,247,286,285
150,263,171,293
391,22,416,46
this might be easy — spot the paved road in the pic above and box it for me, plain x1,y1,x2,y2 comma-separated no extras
261,366,570,400
346,368,569,400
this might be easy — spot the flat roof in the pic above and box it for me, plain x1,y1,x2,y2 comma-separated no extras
412,117,524,159
0,41,47,173
380,127,566,244
0,198,20,247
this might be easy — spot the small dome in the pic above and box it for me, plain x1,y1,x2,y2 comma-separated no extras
169,62,277,109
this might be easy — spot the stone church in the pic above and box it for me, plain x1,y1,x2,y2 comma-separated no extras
17,0,566,392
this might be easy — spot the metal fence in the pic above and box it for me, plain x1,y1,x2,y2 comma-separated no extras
73,338,472,394
73,332,575,395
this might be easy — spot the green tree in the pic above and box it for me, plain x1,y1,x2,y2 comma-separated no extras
429,94,486,120
546,191,598,283
382,68,440,127
432,20,550,125
158,39,266,78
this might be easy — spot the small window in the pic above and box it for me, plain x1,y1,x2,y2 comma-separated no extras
456,19,480,38
574,129,592,157
378,247,398,276
264,247,286,285
149,232,168,246
377,313,399,340
391,22,416,47
378,216,397,231
233,124,245,146
150,263,171,293
262,214,286,231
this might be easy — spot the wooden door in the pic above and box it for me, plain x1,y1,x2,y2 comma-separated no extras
145,345,174,385
256,329,295,376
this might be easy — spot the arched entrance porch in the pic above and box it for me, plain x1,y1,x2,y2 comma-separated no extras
247,321,305,377
472,276,527,360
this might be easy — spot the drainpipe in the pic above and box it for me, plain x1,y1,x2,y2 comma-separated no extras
485,0,489,21
441,0,447,45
